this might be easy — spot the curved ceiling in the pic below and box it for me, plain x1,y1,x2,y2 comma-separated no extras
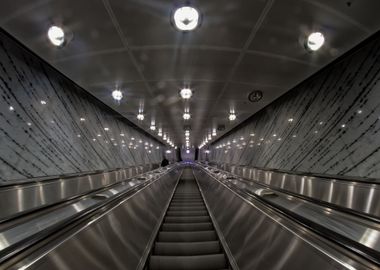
0,0,379,148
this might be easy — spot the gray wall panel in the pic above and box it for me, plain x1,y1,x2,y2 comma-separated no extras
208,34,380,179
0,30,162,182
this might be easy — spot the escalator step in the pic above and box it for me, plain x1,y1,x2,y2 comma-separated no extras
166,210,208,216
168,206,206,211
164,216,210,223
158,230,217,242
162,222,213,231
149,254,227,270
154,241,221,255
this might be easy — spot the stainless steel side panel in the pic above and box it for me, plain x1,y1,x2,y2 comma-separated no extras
194,168,374,270
0,165,160,221
11,168,180,270
215,164,380,218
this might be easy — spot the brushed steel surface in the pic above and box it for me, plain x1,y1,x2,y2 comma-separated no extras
214,163,380,219
193,166,377,270
5,166,181,270
0,164,159,221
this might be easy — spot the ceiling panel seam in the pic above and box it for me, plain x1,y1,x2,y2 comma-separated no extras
102,0,177,143
200,0,276,144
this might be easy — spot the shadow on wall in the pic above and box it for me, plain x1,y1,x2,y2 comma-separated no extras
210,33,380,179
0,29,163,182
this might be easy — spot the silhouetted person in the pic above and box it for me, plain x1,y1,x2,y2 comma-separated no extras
161,157,169,167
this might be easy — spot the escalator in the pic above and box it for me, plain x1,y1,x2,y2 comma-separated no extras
147,168,229,270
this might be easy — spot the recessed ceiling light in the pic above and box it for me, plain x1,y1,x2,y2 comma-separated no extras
186,149,190,154
104,127,109,131
40,100,47,105
9,106,14,111
229,113,236,121
112,89,123,101
150,125,156,131
137,113,144,120
306,32,325,51
173,6,200,31
179,88,193,99
47,26,65,47
80,118,85,122
183,113,191,120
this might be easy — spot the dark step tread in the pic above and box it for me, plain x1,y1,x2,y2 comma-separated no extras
162,222,213,231
164,216,210,223
154,241,222,255
166,210,208,216
149,254,227,270
158,230,217,242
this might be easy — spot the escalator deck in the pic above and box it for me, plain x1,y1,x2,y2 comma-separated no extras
148,169,229,270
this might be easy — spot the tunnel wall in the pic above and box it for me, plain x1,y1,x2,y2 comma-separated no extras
209,33,380,179
0,30,163,183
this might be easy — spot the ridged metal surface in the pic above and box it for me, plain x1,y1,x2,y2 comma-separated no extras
0,164,159,221
215,163,380,218
6,168,181,270
193,167,377,270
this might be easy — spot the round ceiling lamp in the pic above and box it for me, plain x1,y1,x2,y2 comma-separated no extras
173,6,200,31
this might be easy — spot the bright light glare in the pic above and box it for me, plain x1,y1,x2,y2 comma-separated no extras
183,113,191,120
150,125,156,131
229,113,236,121
179,88,193,99
112,89,123,101
306,32,325,51
173,6,200,31
186,149,190,154
137,113,144,120
48,26,65,46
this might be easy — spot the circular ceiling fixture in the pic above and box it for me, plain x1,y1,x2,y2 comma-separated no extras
306,32,325,51
248,90,263,102
47,26,65,46
229,113,236,121
137,113,144,121
179,88,193,99
183,112,191,120
173,6,200,31
112,89,123,101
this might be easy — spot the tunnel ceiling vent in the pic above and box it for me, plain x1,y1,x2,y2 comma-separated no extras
248,90,263,102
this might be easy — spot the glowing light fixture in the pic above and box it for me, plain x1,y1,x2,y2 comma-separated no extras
48,26,65,46
229,113,236,121
179,88,193,99
173,6,200,31
183,112,191,120
306,32,325,51
137,113,144,121
112,89,123,101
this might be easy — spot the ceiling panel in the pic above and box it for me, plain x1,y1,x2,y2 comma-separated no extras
132,48,238,81
0,0,379,147
53,51,140,87
0,0,123,62
109,0,267,48
248,0,372,63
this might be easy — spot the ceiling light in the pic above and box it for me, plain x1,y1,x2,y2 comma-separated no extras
112,89,123,101
104,127,109,131
9,106,14,111
186,149,190,154
179,88,193,99
80,118,85,122
229,113,236,121
150,125,156,131
47,26,65,47
40,100,47,105
212,129,217,136
183,113,191,120
306,32,325,51
137,113,144,120
173,6,200,31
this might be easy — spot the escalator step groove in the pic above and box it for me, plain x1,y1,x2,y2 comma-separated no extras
149,254,227,270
